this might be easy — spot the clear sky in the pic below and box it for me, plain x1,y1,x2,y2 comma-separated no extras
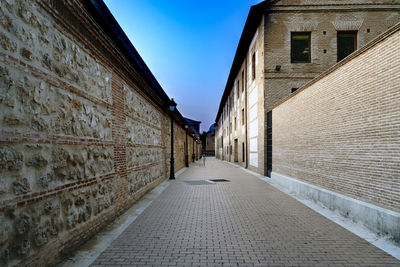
104,0,262,132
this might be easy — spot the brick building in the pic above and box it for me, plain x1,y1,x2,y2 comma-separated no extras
215,0,400,240
271,23,400,241
0,0,200,266
215,0,400,175
184,117,201,161
201,124,215,156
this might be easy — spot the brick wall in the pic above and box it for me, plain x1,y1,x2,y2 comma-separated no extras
272,24,400,213
0,1,196,266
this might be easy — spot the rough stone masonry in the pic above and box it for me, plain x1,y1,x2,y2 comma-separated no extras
0,0,199,266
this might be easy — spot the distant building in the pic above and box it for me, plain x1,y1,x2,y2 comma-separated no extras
201,124,215,156
184,117,201,135
184,117,201,161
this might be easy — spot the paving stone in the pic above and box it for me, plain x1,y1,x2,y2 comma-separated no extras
91,158,399,266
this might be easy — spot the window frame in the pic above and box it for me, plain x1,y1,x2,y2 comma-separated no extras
241,70,244,92
290,32,311,63
242,142,245,163
237,80,240,99
337,31,357,62
252,52,256,80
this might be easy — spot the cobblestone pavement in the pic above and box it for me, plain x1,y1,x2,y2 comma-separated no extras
91,158,399,266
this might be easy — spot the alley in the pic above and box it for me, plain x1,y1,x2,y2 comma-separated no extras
91,158,399,266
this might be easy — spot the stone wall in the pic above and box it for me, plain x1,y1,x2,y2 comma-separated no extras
0,0,196,266
272,24,400,213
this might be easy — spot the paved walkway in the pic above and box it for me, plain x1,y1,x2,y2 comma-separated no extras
91,158,399,266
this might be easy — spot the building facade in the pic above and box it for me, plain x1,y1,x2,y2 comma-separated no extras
0,0,200,266
215,0,400,176
201,124,215,156
215,0,400,241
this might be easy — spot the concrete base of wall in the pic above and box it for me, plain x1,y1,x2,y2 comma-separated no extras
271,172,400,243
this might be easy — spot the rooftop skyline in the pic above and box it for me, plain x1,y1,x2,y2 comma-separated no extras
104,0,262,132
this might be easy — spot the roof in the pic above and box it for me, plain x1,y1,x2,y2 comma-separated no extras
215,1,275,123
184,117,201,136
184,117,202,124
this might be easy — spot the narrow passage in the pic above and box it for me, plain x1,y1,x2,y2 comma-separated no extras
92,158,399,266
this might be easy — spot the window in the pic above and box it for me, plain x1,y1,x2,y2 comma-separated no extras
337,31,357,62
291,32,311,63
291,88,298,93
242,142,245,162
234,117,237,130
241,70,244,92
252,52,256,80
241,109,245,125
237,80,240,98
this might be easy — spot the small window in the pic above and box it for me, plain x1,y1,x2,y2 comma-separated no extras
237,80,240,98
291,32,311,63
242,142,245,162
241,70,244,92
291,88,298,93
252,52,256,80
337,31,357,62
234,117,237,130
241,108,245,125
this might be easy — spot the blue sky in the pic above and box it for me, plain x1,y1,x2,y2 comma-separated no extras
104,0,262,132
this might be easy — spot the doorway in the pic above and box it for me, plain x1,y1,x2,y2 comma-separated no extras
242,142,245,163
234,139,238,162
